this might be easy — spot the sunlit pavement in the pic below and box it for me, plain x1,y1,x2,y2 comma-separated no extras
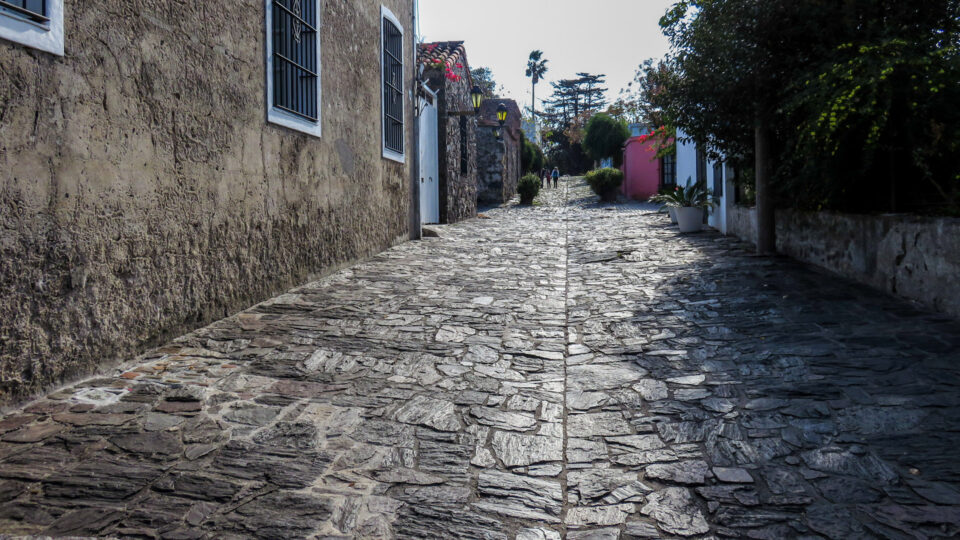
1,177,959,539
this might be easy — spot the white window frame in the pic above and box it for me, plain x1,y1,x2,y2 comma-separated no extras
380,5,404,163
264,0,322,138
0,0,64,56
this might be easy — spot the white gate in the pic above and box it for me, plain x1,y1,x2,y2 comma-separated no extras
419,88,440,224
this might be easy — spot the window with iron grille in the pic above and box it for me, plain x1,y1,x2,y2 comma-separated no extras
0,0,63,55
265,0,321,137
0,0,46,22
661,153,676,187
381,6,404,161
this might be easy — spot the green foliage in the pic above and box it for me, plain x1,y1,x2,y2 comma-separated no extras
520,132,545,174
651,0,960,214
526,50,549,117
540,73,610,175
582,113,630,166
518,174,541,205
649,180,713,209
471,66,500,98
615,58,671,128
527,142,545,174
526,50,548,85
584,168,624,202
784,38,960,212
521,137,535,173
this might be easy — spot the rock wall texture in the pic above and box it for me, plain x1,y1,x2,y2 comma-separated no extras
423,70,477,224
476,128,520,206
0,0,415,405
775,211,960,319
725,206,960,319
725,205,757,246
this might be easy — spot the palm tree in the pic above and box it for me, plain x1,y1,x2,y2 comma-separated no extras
525,50,548,119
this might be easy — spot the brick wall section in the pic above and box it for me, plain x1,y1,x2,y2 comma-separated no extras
725,206,960,319
0,0,415,405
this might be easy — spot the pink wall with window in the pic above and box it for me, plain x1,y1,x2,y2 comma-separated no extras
621,137,662,200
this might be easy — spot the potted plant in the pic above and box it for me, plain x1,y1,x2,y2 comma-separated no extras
650,186,680,223
650,179,713,233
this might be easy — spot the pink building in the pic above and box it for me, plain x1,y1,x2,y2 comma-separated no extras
621,135,662,200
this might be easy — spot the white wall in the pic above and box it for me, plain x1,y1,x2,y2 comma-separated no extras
707,161,733,233
675,128,698,188
676,128,734,234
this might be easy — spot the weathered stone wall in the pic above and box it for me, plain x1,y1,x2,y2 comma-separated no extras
476,129,520,206
503,133,520,202
724,206,960,319
775,211,960,318
726,205,757,245
424,71,477,224
476,128,504,206
0,0,415,405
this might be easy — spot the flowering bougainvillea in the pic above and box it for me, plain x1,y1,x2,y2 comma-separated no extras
637,125,676,158
423,48,464,82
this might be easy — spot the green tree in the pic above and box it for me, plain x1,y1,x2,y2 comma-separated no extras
654,0,960,251
470,66,500,98
525,50,549,118
582,113,630,167
616,59,671,128
521,137,545,174
539,73,610,174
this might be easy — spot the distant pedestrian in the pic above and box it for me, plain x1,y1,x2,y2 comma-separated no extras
551,167,560,188
541,168,548,188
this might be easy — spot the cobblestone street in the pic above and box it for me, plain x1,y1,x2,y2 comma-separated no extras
1,177,960,539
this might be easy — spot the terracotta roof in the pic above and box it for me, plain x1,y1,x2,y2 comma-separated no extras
418,41,466,69
478,98,522,137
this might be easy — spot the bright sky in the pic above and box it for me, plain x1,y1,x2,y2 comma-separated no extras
418,0,676,115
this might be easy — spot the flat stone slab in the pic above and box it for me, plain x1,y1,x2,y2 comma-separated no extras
641,487,710,536
1,177,959,538
393,395,461,432
491,431,563,467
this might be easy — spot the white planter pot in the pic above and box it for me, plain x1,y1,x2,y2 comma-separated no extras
668,208,678,224
675,207,703,233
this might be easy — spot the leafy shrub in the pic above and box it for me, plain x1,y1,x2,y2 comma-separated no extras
518,174,541,205
585,168,624,202
649,179,713,209
582,113,631,167
521,138,545,174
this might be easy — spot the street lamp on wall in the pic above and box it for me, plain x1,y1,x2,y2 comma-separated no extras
496,103,508,140
471,85,484,115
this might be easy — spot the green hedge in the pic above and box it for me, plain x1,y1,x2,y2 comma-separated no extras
518,174,541,205
585,168,623,202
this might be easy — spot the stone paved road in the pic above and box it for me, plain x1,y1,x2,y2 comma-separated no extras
2,178,960,539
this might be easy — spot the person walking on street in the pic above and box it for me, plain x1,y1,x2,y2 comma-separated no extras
541,168,548,188
551,167,560,189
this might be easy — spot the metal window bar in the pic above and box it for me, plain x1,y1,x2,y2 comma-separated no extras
0,0,48,23
662,154,676,186
272,0,318,122
383,19,403,154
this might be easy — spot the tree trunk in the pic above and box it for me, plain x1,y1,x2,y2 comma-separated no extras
755,116,775,254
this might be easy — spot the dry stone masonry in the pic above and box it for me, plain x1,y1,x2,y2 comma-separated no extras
0,178,958,538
